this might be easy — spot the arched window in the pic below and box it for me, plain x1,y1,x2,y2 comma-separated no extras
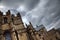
4,17,8,23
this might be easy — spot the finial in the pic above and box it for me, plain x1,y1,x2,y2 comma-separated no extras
29,21,33,28
29,21,32,25
29,21,31,24
0,11,3,15
11,14,14,17
6,10,11,15
17,12,21,17
8,10,10,13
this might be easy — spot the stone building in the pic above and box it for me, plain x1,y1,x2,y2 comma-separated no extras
0,10,28,40
0,10,60,40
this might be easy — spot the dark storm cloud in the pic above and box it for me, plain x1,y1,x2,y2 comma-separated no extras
1,0,24,8
0,0,40,10
0,0,40,27
26,0,60,31
0,0,1,1
24,0,40,10
0,0,40,16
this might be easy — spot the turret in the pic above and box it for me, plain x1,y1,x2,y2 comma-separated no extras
0,11,3,25
26,22,34,31
29,22,33,29
16,12,23,24
6,10,11,16
11,14,14,17
17,12,21,18
0,11,3,16
5,10,11,23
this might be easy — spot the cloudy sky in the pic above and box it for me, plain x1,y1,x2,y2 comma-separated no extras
0,0,60,31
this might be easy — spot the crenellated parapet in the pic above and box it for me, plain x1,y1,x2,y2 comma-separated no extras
0,10,23,25
0,10,25,32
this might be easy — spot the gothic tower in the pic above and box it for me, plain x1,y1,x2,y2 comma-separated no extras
0,10,12,40
11,12,28,40
0,10,29,40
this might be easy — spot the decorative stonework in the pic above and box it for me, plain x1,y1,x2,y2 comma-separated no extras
0,10,60,40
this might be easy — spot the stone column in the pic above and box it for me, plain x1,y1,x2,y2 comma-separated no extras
11,32,17,40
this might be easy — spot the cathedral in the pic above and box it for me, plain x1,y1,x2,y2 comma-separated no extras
0,10,60,40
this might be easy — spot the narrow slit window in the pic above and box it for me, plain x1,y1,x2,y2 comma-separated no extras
4,17,8,23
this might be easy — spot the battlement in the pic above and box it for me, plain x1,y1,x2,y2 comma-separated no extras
0,10,22,25
0,10,21,17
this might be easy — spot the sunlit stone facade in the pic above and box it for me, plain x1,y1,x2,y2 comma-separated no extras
0,10,60,40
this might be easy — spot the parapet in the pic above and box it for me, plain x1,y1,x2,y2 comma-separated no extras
0,10,21,17
0,10,22,25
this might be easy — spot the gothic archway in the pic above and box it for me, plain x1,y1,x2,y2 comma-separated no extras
3,30,11,40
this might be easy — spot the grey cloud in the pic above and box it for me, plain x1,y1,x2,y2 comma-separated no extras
0,0,60,31
0,0,40,16
26,0,60,31
24,0,40,10
1,0,24,7
0,0,39,10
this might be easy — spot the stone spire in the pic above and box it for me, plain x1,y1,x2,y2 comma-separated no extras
29,22,33,29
